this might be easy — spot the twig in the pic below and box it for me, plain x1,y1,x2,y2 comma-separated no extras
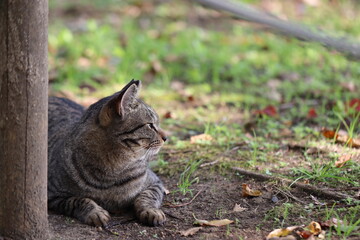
232,167,358,202
200,160,219,167
163,210,183,220
193,0,360,60
164,189,204,208
274,186,306,204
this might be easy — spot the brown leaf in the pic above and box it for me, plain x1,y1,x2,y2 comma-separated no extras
335,154,352,168
266,226,300,239
321,128,337,139
190,134,213,144
340,81,357,92
307,108,317,118
321,128,360,148
233,203,247,212
180,227,202,237
163,111,172,119
242,184,262,197
296,229,313,239
77,57,91,69
194,219,233,227
319,218,342,229
307,221,321,235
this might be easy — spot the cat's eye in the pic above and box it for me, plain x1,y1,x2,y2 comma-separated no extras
147,123,157,131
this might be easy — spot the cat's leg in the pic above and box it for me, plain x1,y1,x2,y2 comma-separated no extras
49,196,111,226
134,178,166,226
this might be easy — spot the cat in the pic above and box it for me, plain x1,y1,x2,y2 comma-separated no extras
48,79,167,227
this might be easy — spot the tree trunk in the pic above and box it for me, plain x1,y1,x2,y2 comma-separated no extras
0,0,49,239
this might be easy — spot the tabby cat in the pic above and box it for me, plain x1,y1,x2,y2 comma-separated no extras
48,80,167,227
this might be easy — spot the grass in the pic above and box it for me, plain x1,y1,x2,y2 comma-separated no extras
49,0,360,237
176,159,202,196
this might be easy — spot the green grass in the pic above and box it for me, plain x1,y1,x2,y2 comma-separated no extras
49,2,360,235
176,159,202,196
49,1,360,105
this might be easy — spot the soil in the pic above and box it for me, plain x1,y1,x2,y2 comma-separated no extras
49,170,273,240
48,160,347,240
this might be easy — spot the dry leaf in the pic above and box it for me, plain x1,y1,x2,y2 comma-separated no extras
242,184,262,197
190,134,213,144
254,105,277,117
317,230,326,239
320,218,343,229
307,108,317,118
341,82,357,92
194,219,233,227
233,203,247,212
321,128,337,139
349,98,360,111
335,154,352,168
77,57,91,68
307,221,321,235
266,226,300,239
180,227,202,236
296,230,313,239
163,111,172,119
321,128,360,148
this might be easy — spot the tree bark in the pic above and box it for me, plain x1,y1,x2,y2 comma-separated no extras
0,0,49,239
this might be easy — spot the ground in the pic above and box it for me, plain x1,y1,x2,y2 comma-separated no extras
48,0,360,239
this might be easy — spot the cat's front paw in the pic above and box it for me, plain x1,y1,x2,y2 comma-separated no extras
138,208,166,226
84,205,111,227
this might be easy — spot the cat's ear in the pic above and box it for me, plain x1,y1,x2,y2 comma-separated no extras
115,80,141,117
99,80,141,126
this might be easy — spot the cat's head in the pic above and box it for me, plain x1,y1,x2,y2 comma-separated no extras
96,80,167,160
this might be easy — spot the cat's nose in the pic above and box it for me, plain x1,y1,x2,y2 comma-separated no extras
158,129,167,142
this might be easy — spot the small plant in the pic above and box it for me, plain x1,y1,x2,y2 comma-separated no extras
177,160,202,196
334,111,360,147
325,206,360,239
291,154,359,187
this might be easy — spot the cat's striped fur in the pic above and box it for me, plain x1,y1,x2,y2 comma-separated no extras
48,80,167,226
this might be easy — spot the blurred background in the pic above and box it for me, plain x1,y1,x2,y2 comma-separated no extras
48,3,360,237
48,0,360,133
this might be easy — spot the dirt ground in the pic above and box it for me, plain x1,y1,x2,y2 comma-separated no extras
48,159,350,240
49,171,277,240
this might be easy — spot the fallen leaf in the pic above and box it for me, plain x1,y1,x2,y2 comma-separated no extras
317,230,326,239
263,105,277,116
187,95,195,102
180,227,202,237
190,134,213,144
266,226,300,239
296,229,313,239
302,179,310,184
163,111,172,119
307,221,321,235
151,60,163,73
242,184,262,197
254,105,277,117
321,128,337,139
341,81,357,92
307,108,317,118
335,154,352,168
77,57,91,68
321,128,360,148
319,218,341,228
194,219,233,227
233,203,247,212
349,98,360,111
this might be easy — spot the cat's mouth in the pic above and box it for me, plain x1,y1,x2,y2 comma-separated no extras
147,140,163,151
